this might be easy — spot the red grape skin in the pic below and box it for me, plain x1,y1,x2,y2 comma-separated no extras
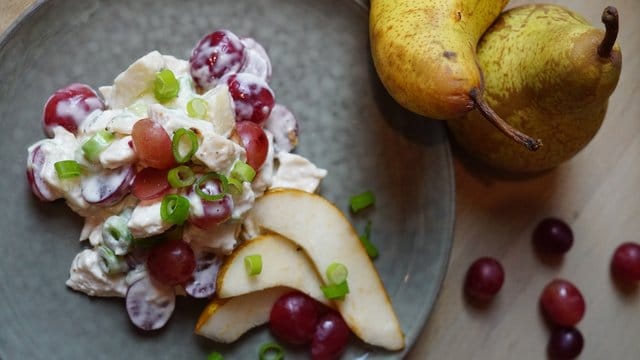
533,218,574,254
43,83,105,137
235,121,268,170
187,177,233,229
464,257,505,301
226,73,275,124
132,168,170,201
540,279,586,327
547,327,584,360
269,291,319,345
611,242,640,283
131,118,176,169
311,312,350,360
189,30,246,90
147,240,196,286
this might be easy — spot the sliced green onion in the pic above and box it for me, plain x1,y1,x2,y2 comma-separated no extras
207,352,223,360
154,69,180,103
54,160,82,179
186,98,208,119
359,220,378,259
160,194,190,225
227,177,243,195
167,165,195,188
172,128,199,163
320,280,350,300
349,190,375,213
326,262,348,285
102,215,133,255
244,254,262,276
97,245,128,275
194,172,229,201
258,342,284,360
231,160,256,182
82,130,115,162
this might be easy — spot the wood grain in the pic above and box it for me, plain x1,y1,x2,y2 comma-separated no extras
2,0,639,359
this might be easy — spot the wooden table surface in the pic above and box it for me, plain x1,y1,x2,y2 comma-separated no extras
2,0,639,359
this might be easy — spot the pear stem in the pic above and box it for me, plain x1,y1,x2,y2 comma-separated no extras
469,88,542,151
598,6,619,58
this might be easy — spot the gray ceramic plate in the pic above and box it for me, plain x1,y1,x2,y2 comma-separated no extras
0,0,454,359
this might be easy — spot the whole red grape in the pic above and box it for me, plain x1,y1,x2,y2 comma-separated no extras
43,83,104,137
269,291,319,345
533,218,574,254
464,257,505,301
147,240,196,286
547,327,584,360
540,279,586,327
611,242,640,283
311,312,350,360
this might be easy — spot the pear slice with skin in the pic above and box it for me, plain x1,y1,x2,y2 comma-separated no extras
217,233,333,306
195,287,288,343
244,189,405,351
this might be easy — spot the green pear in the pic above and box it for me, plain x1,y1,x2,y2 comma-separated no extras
370,0,541,151
447,5,622,173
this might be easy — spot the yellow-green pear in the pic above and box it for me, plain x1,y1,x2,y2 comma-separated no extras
447,5,622,173
370,0,541,151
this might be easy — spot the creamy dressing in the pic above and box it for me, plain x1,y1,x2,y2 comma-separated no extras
271,152,328,193
66,249,127,297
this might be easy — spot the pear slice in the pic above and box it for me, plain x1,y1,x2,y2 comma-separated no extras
216,233,332,306
195,287,288,343
244,189,405,351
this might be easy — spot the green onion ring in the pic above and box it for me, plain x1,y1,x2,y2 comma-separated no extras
349,190,376,213
172,128,199,164
231,160,256,182
167,165,195,188
320,280,350,300
244,254,263,276
97,245,128,275
258,342,284,360
154,69,180,103
227,177,243,195
160,194,190,225
187,98,208,119
54,160,82,179
359,220,379,259
194,172,229,202
82,130,114,162
326,262,348,285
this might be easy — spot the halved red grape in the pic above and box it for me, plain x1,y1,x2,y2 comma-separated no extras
147,239,196,286
190,30,246,90
547,327,584,360
264,104,299,153
43,83,104,137
183,252,223,298
240,37,272,81
81,165,134,206
131,118,176,169
540,279,586,327
464,257,505,302
125,276,176,331
311,312,350,360
533,218,574,254
187,178,233,229
611,242,640,283
269,291,319,345
235,121,268,170
226,73,275,124
26,144,59,201
132,167,170,201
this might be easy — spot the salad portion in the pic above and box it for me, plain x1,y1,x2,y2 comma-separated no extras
27,29,403,359
27,29,324,318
